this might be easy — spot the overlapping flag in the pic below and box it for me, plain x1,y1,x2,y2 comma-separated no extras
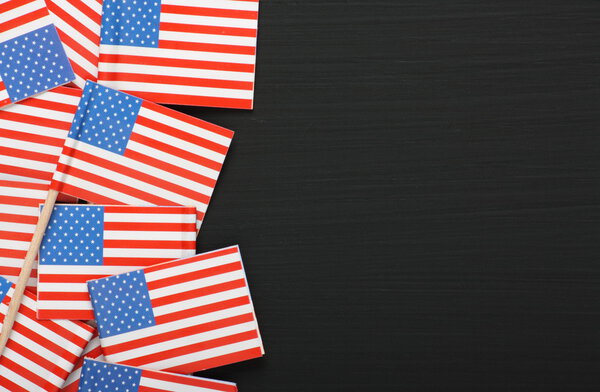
0,0,265,389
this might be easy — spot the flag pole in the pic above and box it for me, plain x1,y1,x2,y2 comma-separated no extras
0,188,58,354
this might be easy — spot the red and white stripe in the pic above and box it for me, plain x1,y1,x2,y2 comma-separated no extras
98,0,260,109
0,87,81,184
0,180,49,291
0,282,94,392
51,98,234,231
97,245,264,374
37,205,197,320
0,78,9,108
45,0,103,88
60,334,103,392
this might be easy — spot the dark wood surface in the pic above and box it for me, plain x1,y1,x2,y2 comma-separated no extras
178,1,598,390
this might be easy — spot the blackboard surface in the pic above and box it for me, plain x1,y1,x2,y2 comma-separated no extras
179,1,599,390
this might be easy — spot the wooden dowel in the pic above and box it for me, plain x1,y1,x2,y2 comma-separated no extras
0,189,59,355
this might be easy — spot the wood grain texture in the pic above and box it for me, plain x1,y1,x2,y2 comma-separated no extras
177,1,598,390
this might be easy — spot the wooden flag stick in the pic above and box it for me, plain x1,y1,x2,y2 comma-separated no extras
0,189,58,354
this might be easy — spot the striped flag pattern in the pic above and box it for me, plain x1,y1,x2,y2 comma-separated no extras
45,0,103,88
50,81,234,231
88,245,264,374
0,180,49,290
0,276,95,392
0,86,81,184
60,334,103,392
37,204,198,320
79,358,237,392
0,0,74,107
97,0,260,109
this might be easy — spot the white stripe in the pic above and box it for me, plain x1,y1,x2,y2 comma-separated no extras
0,274,37,288
159,30,256,47
0,221,35,234
0,118,72,139
98,61,254,82
142,338,263,371
161,0,259,12
39,265,143,276
104,230,196,242
37,300,92,310
37,282,87,293
59,139,210,213
0,205,39,217
0,184,47,199
150,269,245,303
152,285,247,319
103,248,190,258
0,18,54,43
139,106,232,148
0,136,62,156
2,100,76,122
145,252,240,283
35,89,80,105
0,89,9,102
104,313,257,363
100,300,253,347
160,12,257,29
139,375,229,391
104,212,196,224
0,155,57,174
0,239,29,251
0,257,27,268
0,173,47,184
100,44,254,64
101,80,254,100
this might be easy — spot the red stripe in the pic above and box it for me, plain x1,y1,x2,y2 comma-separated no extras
102,257,178,267
0,213,37,225
38,291,90,301
0,110,71,130
0,266,21,277
0,195,44,207
0,249,27,259
151,279,247,309
0,7,48,33
0,98,11,107
161,4,258,20
0,180,48,190
0,0,38,14
164,347,263,374
104,312,255,357
147,261,242,291
154,296,251,326
0,164,51,182
0,230,32,242
104,221,197,232
60,146,211,205
103,206,195,215
123,330,259,368
1,145,60,163
38,308,94,320
159,22,256,37
49,85,83,97
133,90,253,109
99,53,254,73
159,40,256,55
146,246,238,273
142,370,237,392
103,239,196,249
98,71,254,91
38,274,105,283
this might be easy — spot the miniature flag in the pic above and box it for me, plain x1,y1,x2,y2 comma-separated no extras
60,333,103,392
0,180,49,290
51,81,234,231
88,245,264,373
0,0,75,107
79,358,237,392
37,204,197,320
0,276,94,392
0,86,81,184
45,0,103,88
97,0,260,109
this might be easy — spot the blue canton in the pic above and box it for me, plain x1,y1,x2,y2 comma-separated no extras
0,276,13,304
80,359,142,392
88,269,156,339
0,25,74,102
68,81,141,155
101,0,161,47
39,205,104,265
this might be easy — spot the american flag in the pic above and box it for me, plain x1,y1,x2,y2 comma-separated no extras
79,358,238,392
60,333,104,392
0,86,81,184
51,81,234,231
88,245,264,373
97,0,260,109
37,204,197,320
0,0,75,107
45,0,103,88
0,276,95,392
0,180,49,290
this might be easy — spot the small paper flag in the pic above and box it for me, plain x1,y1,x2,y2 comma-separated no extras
50,81,234,231
78,358,237,392
88,245,264,373
0,86,81,184
46,0,103,88
97,0,260,109
0,180,49,290
60,333,103,392
37,204,197,320
0,0,75,107
0,276,94,392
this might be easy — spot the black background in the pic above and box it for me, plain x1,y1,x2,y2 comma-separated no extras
178,1,597,391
